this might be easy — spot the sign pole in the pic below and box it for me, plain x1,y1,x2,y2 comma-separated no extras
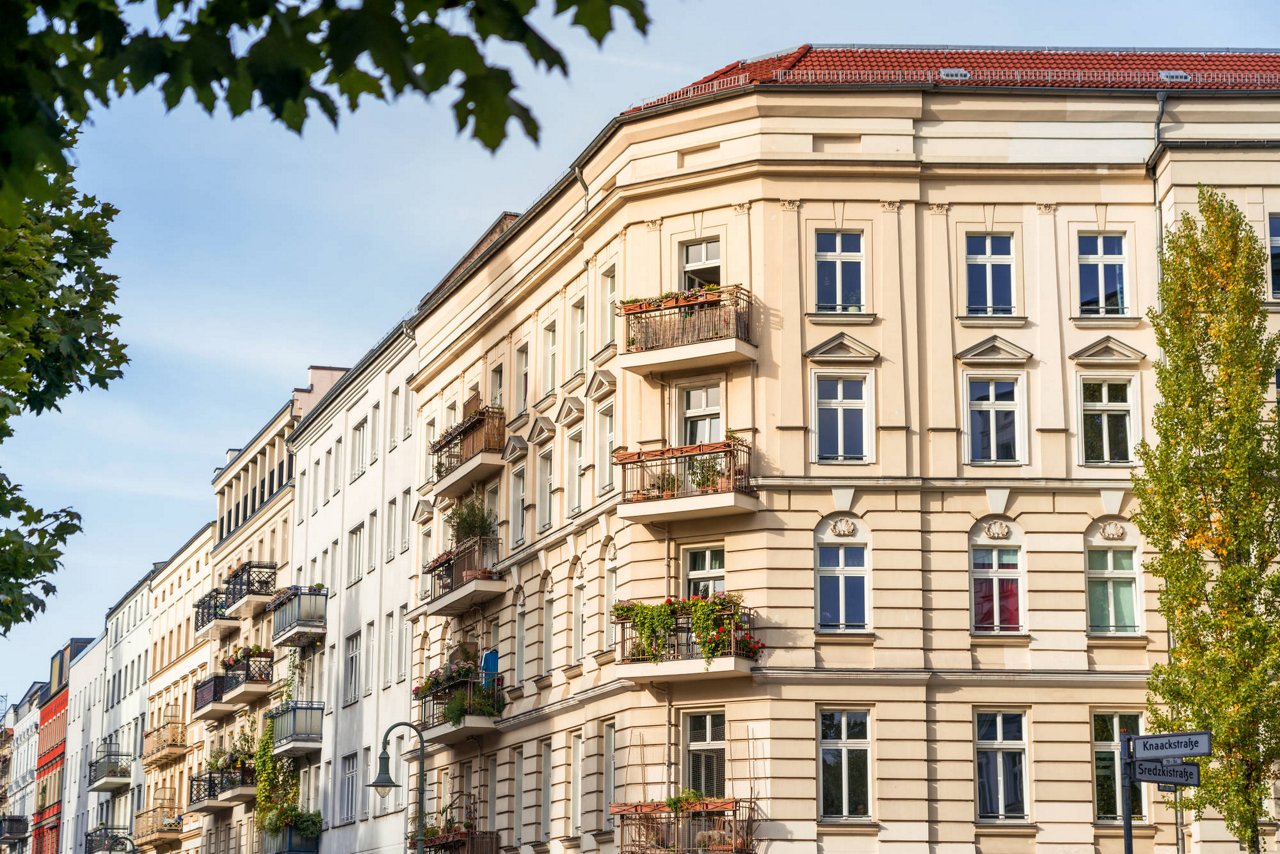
1121,734,1134,854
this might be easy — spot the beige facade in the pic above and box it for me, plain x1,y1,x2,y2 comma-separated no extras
401,80,1280,854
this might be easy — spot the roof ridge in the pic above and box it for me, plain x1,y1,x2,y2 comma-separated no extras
804,43,1280,55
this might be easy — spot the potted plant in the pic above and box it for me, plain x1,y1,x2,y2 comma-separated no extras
446,490,496,543
619,297,653,315
655,470,680,499
690,456,724,494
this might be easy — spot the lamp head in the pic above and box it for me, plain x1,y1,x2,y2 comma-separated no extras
368,749,399,798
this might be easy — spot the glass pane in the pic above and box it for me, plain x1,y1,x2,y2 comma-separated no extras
847,712,868,740
705,240,719,262
1088,580,1111,630
990,264,1012,311
1079,234,1098,256
1104,264,1124,309
971,548,993,571
816,232,837,254
1002,751,1025,816
1118,714,1140,737
818,546,841,568
994,410,1017,460
709,549,725,571
1112,550,1133,573
844,546,865,568
997,549,1019,569
687,550,706,574
990,235,1012,255
1080,263,1099,310
1112,579,1136,631
973,578,994,630
976,713,998,741
842,379,864,400
1094,714,1114,742
818,408,839,459
688,715,706,743
844,575,865,627
1107,413,1130,461
842,232,861,253
684,243,701,265
976,751,998,817
1106,382,1128,403
1271,216,1280,239
841,261,862,308
1082,382,1103,403
1083,413,1105,462
820,712,841,741
1087,550,1109,572
971,410,991,460
967,264,987,312
842,408,864,459
1095,752,1118,819
998,578,1020,630
966,235,987,256
816,260,837,308
820,749,842,816
969,381,991,402
817,379,838,401
994,381,1016,402
847,749,869,816
1103,235,1124,255
1001,713,1022,742
818,575,840,628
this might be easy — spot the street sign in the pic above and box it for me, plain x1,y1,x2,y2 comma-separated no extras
1134,759,1201,787
1132,731,1212,761
1157,783,1176,793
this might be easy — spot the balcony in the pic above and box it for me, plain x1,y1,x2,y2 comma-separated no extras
224,561,278,619
407,793,497,854
412,672,504,746
265,701,323,757
222,651,274,703
215,767,256,804
616,285,755,376
191,675,235,722
141,719,187,767
615,442,758,523
264,827,319,854
612,597,761,683
87,749,132,793
188,773,230,814
134,805,183,850
612,798,756,854
194,590,238,640
0,817,29,842
429,405,505,499
418,537,503,618
269,587,327,648
85,826,130,854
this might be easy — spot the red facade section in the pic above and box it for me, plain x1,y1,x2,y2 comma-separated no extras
33,685,68,854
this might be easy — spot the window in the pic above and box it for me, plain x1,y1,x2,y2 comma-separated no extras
542,586,554,674
382,612,394,687
542,322,557,396
403,385,413,438
363,621,375,695
815,231,864,313
361,746,371,818
539,740,552,841
601,267,616,346
1093,712,1143,822
400,488,411,552
351,420,367,479
398,604,408,681
511,467,526,546
339,753,357,823
817,542,867,632
388,389,399,450
490,365,504,408
967,378,1020,463
367,510,378,573
598,406,615,492
515,604,526,682
567,432,584,514
686,712,725,797
571,299,586,375
680,384,721,445
682,238,721,289
324,449,332,498
976,712,1026,821
965,234,1014,315
1079,234,1126,315
685,547,725,599
971,546,1021,633
333,438,343,490
343,633,360,705
815,376,868,462
513,748,524,844
571,581,585,662
347,524,364,585
370,405,380,462
1087,549,1138,634
819,710,870,819
386,499,397,562
603,723,617,827
605,566,618,649
516,346,530,413
1082,380,1132,464
570,732,583,834
537,450,553,531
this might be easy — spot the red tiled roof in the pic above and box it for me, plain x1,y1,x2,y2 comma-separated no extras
629,44,1280,113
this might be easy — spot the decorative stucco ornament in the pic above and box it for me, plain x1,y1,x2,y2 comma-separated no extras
1099,521,1126,541
830,517,858,538
983,520,1012,540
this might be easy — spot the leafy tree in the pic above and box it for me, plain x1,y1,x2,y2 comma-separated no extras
0,154,127,633
1132,186,1280,853
0,0,649,217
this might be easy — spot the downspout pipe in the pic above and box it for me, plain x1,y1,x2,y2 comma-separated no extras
574,166,590,218
1152,91,1169,311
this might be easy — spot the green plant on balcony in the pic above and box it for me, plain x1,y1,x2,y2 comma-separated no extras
653,470,680,498
439,680,506,726
222,644,268,668
612,592,762,666
445,490,496,541
690,455,726,493
665,788,705,813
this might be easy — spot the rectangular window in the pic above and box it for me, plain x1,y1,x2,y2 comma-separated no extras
542,323,557,397
398,604,408,681
685,547,725,599
388,389,399,450
1087,549,1138,634
965,234,1014,315
567,431,583,515
334,438,343,489
686,712,725,798
967,378,1020,463
403,385,413,438
601,267,616,346
382,612,394,687
819,710,870,818
817,543,867,631
351,420,367,480
1079,234,1126,315
682,238,721,289
598,406,615,492
515,605,526,682
605,567,618,649
971,547,1022,633
681,384,722,445
537,449,553,531
386,499,397,562
815,376,867,462
570,732,583,834
571,583,585,662
516,346,530,413
511,467,526,546
324,449,332,498
339,753,357,823
976,711,1026,821
1082,380,1132,464
571,299,586,375
542,589,554,674
490,365,504,408
513,747,524,844
361,746,371,819
1093,712,1143,822
540,740,553,841
363,621,374,695
347,524,364,585
401,488,411,551
343,633,360,705
367,511,378,574
603,722,617,828
815,230,864,313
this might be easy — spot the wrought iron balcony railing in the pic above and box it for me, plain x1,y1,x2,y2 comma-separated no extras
224,561,277,607
620,286,752,353
613,798,756,854
217,766,256,792
614,603,759,665
427,537,501,602
142,719,186,764
85,826,130,853
616,442,754,503
134,805,183,844
193,675,226,712
87,751,132,786
194,589,230,632
413,675,504,730
189,772,220,804
0,816,28,841
223,654,273,693
266,701,324,748
429,406,505,480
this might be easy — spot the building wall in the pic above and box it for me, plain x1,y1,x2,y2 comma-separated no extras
60,637,103,854
101,578,154,838
10,688,46,854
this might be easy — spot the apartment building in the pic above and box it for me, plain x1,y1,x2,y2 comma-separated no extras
5,684,47,854
394,45,1280,854
61,636,104,854
138,524,215,854
188,368,342,854
287,323,418,854
33,641,93,854
1,707,14,849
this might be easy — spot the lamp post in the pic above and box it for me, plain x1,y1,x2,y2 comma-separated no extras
367,721,428,854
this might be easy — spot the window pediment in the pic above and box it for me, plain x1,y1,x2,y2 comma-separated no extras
805,332,880,365
527,416,556,446
410,499,433,523
1069,336,1146,367
956,335,1032,366
554,396,585,427
503,436,529,462
585,370,616,402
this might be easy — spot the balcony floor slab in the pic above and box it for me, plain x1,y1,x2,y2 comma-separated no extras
615,655,755,684
424,578,506,617
431,452,505,499
421,716,498,746
616,337,756,377
617,490,759,523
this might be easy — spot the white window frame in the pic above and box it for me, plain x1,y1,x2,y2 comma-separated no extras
490,364,504,408
570,731,583,834
1269,214,1280,299
970,544,1024,635
400,488,411,552
815,539,870,634
1078,375,1136,466
681,238,721,290
537,449,553,532
1086,547,1140,635
370,403,380,462
350,419,368,480
600,266,616,347
539,740,552,842
571,298,586,376
516,345,530,414
814,230,866,313
515,603,526,682
604,566,618,649
1092,711,1144,823
347,523,365,585
811,371,875,464
1077,232,1129,316
571,580,586,662
339,753,357,823
603,722,617,828
684,711,726,798
542,586,554,674
964,372,1027,466
513,747,524,844
818,709,871,820
683,546,725,599
566,430,584,515
388,389,399,450
511,467,527,547
598,405,615,493
975,710,1027,823
542,322,557,397
675,379,723,447
385,499,397,562
342,634,360,706
964,233,1016,316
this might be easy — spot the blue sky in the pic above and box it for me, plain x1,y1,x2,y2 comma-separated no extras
2,0,1278,693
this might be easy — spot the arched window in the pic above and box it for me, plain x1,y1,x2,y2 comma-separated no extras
814,514,870,633
1083,518,1140,635
969,518,1024,635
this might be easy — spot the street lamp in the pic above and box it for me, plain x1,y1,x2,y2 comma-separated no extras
366,721,429,854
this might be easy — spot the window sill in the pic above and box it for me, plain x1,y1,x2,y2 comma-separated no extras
974,822,1037,836
1086,634,1149,648
806,312,878,326
534,392,557,413
505,684,525,701
1072,315,1142,327
564,664,584,679
957,315,1027,328
591,343,617,365
589,829,615,843
562,372,586,393
594,649,616,665
533,674,552,690
507,411,530,432
1094,823,1155,837
818,820,879,834
966,461,1027,467
814,458,872,465
970,633,1030,646
815,631,875,645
